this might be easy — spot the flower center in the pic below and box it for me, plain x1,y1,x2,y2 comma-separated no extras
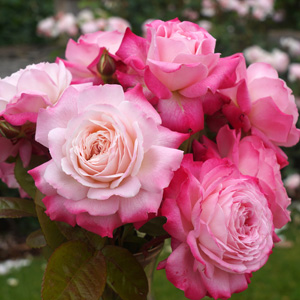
84,130,111,161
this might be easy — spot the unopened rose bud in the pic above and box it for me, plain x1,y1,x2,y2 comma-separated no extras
97,50,116,78
0,120,20,139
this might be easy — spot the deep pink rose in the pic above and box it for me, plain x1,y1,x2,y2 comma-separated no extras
220,61,300,148
29,84,186,237
158,155,274,300
194,125,290,229
57,30,124,85
0,61,72,126
117,19,240,133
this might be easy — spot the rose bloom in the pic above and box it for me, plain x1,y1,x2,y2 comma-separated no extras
106,17,131,33
284,173,300,198
0,61,72,126
56,12,78,36
280,37,300,57
158,155,274,299
194,125,291,229
117,18,240,133
288,63,300,82
220,60,300,151
37,17,59,38
244,46,289,73
77,9,95,24
80,19,107,34
57,30,124,85
29,84,185,237
0,161,27,198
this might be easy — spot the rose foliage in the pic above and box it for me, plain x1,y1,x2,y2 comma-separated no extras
0,18,299,300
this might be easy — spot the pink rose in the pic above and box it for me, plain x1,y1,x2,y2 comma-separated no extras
29,84,186,237
116,19,240,133
56,12,78,36
288,63,300,82
280,37,300,57
0,161,27,198
80,19,107,34
244,46,289,73
37,17,59,38
0,136,38,197
194,125,290,229
158,155,274,299
0,61,72,126
284,173,300,197
220,61,300,149
57,30,124,85
106,17,131,33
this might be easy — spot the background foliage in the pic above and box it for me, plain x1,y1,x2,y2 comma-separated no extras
0,0,54,45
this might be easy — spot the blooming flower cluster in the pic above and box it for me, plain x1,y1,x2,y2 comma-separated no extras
201,0,275,20
1,18,299,299
37,9,130,38
244,45,290,73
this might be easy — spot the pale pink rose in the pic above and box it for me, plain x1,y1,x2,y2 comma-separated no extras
106,17,131,33
284,173,300,197
158,155,274,299
57,12,78,36
269,49,289,73
77,9,95,24
182,8,199,21
272,10,285,22
117,19,240,133
217,0,249,15
280,37,300,57
0,61,72,126
80,18,107,34
79,21,100,34
198,20,212,32
201,0,216,17
244,45,267,63
57,30,124,85
29,84,186,237
250,0,274,20
220,60,300,149
288,63,300,82
194,125,290,229
233,1,249,16
37,17,59,38
244,46,289,73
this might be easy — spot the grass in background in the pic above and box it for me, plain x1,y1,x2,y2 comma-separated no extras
0,257,45,300
0,208,299,300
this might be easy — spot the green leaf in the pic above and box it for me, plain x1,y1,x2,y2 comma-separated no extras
26,229,47,248
138,216,167,236
56,222,107,250
14,155,48,199
34,189,65,251
101,285,123,300
42,241,106,300
34,189,46,209
0,197,36,218
102,245,148,300
35,204,66,251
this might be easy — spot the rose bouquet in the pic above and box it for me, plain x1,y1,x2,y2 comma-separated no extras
0,18,299,300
